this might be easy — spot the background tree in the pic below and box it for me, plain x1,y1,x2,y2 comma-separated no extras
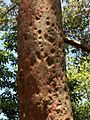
62,0,90,119
0,0,19,119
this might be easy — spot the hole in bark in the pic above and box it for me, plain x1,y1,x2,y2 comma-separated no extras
48,89,52,93
36,102,40,106
35,51,42,59
52,23,55,27
35,16,40,20
65,118,70,120
48,29,55,34
65,96,69,100
38,42,43,47
44,52,48,57
48,37,55,43
39,36,42,39
53,93,58,96
52,70,56,74
50,48,55,54
51,6,54,10
61,109,63,113
41,48,44,51
44,33,48,39
51,81,56,87
64,85,68,91
29,22,32,26
46,56,54,66
46,7,48,10
46,21,50,26
64,102,67,105
38,30,42,34
44,34,55,43
39,41,42,45
58,100,61,103
46,17,50,20
55,87,59,91
58,26,60,30
34,27,37,30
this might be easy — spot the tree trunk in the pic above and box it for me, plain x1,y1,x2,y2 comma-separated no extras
17,0,74,120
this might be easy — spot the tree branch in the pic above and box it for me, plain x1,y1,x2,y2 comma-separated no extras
6,4,17,14
64,37,90,53
0,3,18,25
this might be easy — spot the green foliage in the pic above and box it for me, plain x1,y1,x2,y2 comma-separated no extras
0,0,19,119
67,55,90,119
63,0,90,46
0,90,18,119
63,0,90,119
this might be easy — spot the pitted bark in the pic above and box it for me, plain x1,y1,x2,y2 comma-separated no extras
17,0,74,120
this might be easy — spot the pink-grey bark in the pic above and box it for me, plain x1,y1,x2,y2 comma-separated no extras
17,0,74,120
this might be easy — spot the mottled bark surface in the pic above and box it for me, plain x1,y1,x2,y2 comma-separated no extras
17,0,74,120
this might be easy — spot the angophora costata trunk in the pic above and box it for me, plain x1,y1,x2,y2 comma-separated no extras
17,0,74,120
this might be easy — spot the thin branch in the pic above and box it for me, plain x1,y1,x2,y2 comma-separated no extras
0,3,18,25
6,4,17,15
64,37,90,53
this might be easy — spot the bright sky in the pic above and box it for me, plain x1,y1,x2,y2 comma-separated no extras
4,0,11,5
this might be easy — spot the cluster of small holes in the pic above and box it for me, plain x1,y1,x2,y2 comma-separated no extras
49,37,55,43
19,2,73,119
26,10,71,120
44,33,55,43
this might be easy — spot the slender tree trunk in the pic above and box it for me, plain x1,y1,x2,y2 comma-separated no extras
17,0,74,120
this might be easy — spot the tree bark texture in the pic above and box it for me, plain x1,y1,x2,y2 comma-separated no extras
17,0,74,120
